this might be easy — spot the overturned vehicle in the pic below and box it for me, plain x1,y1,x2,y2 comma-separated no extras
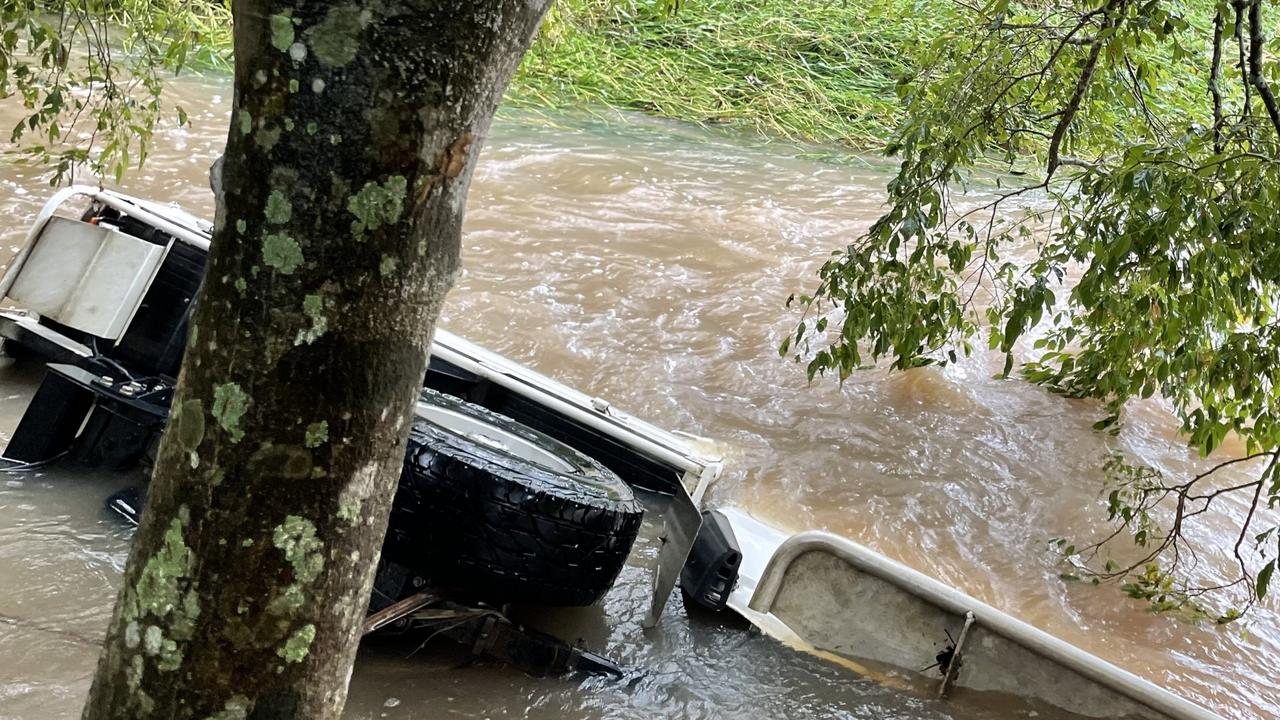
0,188,1229,718
0,187,719,673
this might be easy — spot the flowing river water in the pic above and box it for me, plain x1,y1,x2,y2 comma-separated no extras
0,76,1276,720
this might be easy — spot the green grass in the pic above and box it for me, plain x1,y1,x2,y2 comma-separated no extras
509,0,959,149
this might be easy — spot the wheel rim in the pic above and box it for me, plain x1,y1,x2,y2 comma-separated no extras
414,401,576,473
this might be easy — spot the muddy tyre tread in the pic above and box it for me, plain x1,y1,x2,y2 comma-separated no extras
385,388,643,607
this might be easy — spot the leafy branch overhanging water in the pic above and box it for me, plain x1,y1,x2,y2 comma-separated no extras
787,0,1280,620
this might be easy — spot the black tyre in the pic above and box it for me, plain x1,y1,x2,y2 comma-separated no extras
384,388,644,607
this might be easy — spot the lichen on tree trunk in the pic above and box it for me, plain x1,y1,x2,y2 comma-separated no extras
81,1,551,717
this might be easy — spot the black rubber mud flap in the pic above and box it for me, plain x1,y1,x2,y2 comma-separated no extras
679,509,741,612
387,388,644,607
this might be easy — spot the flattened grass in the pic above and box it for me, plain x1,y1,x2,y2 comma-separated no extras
510,0,958,149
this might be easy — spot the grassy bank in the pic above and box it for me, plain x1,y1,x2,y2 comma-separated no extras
510,0,958,149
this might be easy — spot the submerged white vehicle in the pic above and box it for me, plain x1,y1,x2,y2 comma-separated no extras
0,188,1225,719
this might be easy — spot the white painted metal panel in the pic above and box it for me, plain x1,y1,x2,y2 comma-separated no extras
7,217,165,340
7,217,102,316
719,508,1224,720
432,328,723,496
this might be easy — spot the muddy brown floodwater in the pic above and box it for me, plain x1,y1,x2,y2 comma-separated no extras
0,75,1276,720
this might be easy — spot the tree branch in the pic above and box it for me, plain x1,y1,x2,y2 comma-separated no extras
1066,450,1277,617
1210,9,1225,153
1246,0,1280,143
1235,2,1252,121
1047,0,1123,177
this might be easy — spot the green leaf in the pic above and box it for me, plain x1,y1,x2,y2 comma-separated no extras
1258,560,1275,601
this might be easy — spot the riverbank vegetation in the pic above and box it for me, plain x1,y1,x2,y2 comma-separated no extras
514,0,958,147
518,0,1217,155
3,0,965,169
2,0,1213,165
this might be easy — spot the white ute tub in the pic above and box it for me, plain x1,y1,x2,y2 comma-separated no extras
717,508,1224,720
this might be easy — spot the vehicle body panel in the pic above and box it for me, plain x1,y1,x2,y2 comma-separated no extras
718,507,1222,720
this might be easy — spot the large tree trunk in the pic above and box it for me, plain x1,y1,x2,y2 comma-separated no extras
81,1,550,717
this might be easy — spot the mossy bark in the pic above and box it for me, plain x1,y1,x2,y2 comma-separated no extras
81,1,551,717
